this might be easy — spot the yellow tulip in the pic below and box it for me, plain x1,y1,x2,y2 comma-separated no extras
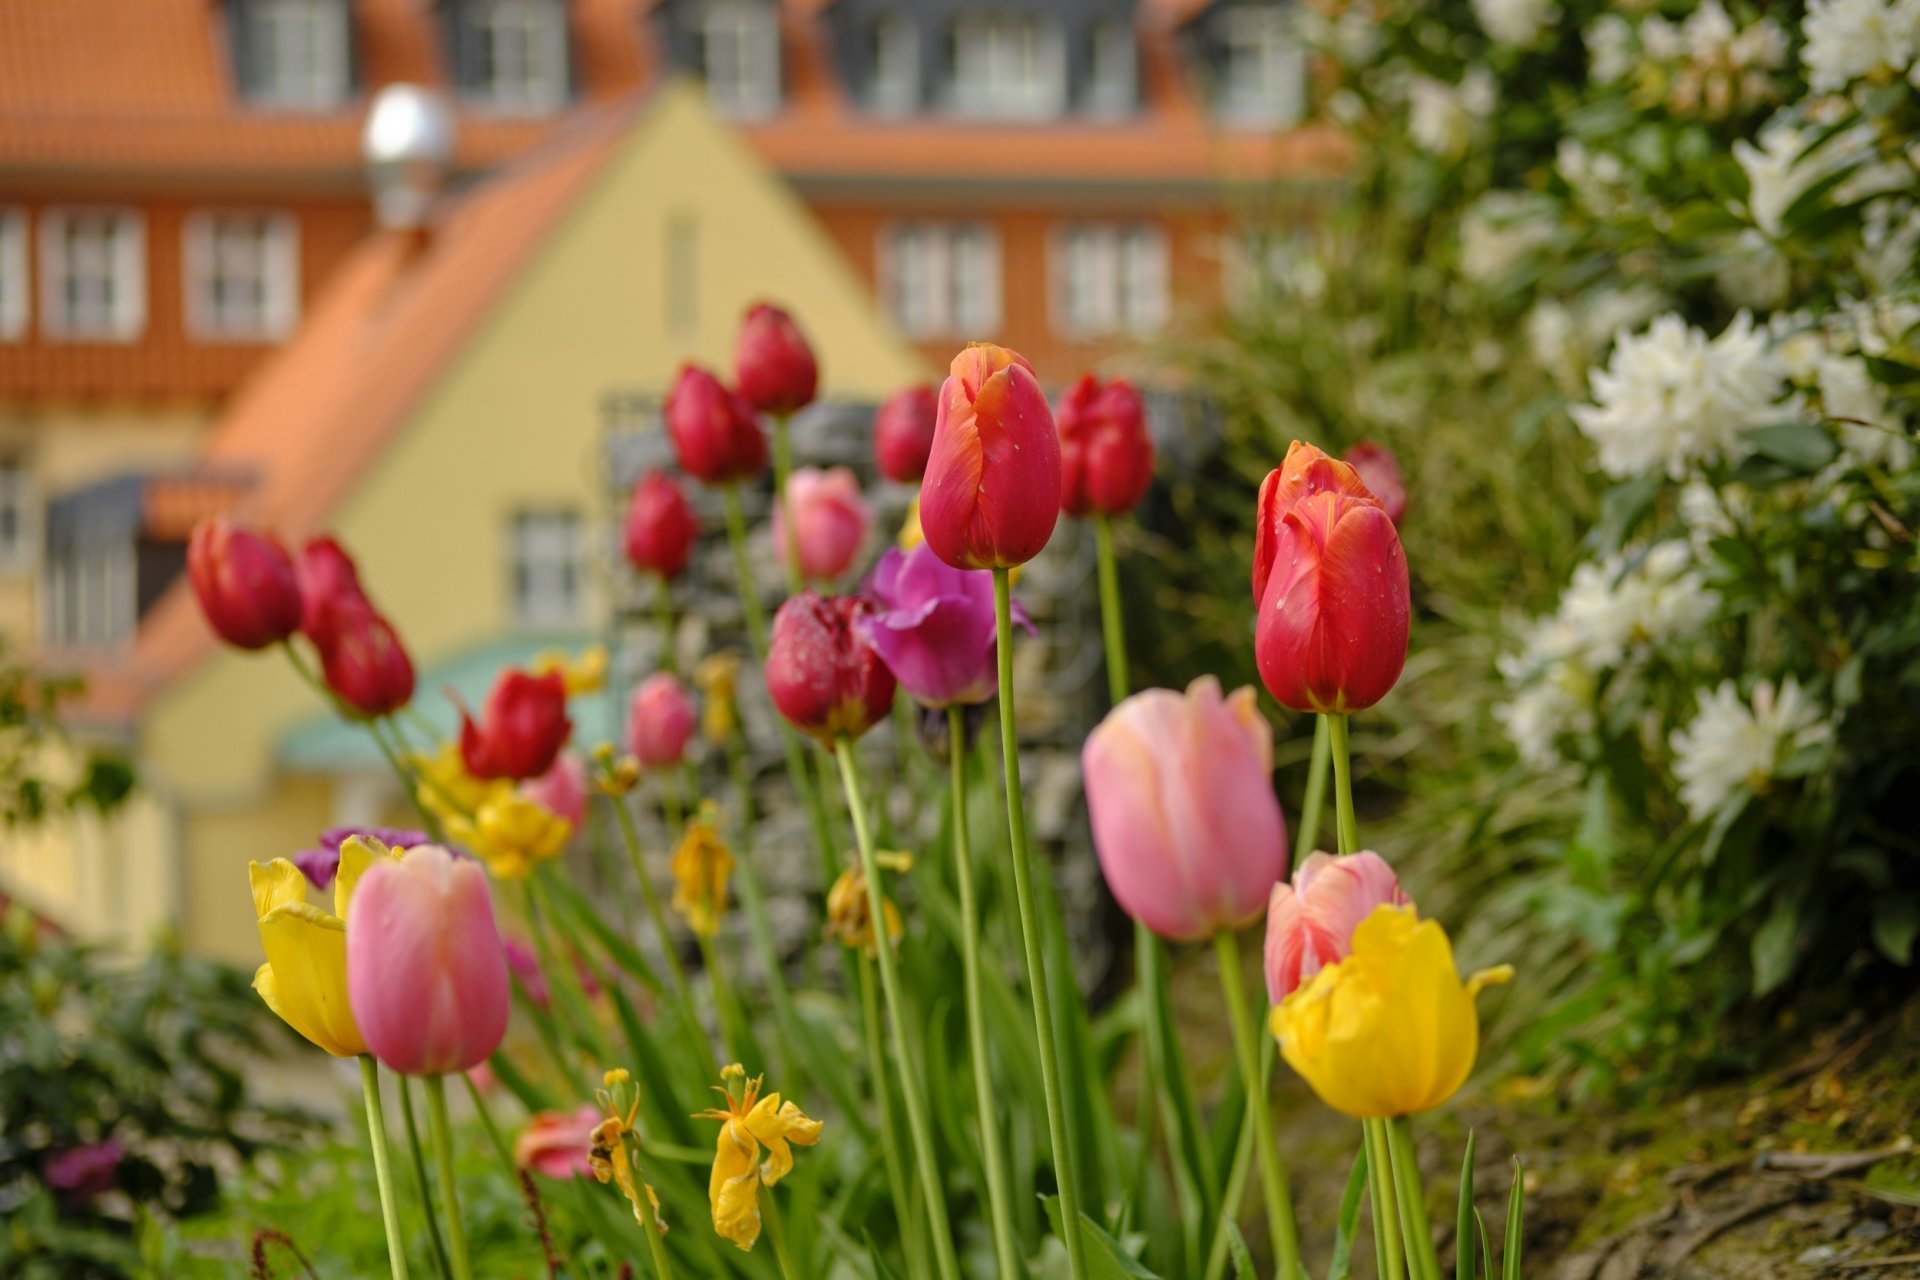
248,835,395,1057
696,1064,822,1251
669,804,734,937
533,643,609,696
1269,905,1512,1119
447,787,574,880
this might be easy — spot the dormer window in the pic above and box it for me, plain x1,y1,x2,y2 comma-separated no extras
235,0,353,110
699,0,781,119
1085,19,1137,117
948,12,1066,120
1214,5,1305,127
455,0,572,114
866,14,921,116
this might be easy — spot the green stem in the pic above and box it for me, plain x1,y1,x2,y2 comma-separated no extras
695,930,739,1063
1214,932,1302,1280
607,793,695,1012
770,414,805,597
951,705,1024,1279
861,951,932,1280
630,1141,678,1280
358,1057,412,1280
1203,1037,1267,1280
1297,716,1332,861
1387,1119,1441,1280
661,771,685,836
761,1180,803,1280
523,875,612,1066
833,739,962,1280
1365,1119,1408,1280
1328,714,1359,856
654,574,678,675
422,1076,473,1280
461,1072,520,1186
1091,514,1130,704
992,567,1089,1280
398,1076,455,1280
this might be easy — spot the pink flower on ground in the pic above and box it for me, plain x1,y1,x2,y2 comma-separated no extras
1263,851,1413,1003
1343,441,1408,524
516,1105,601,1180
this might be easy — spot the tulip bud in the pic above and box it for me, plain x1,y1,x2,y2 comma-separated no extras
346,845,512,1076
187,516,304,650
666,364,767,486
294,536,368,644
1083,678,1288,942
1057,374,1155,518
920,344,1061,570
1255,489,1410,714
626,673,697,769
623,471,699,580
459,668,572,781
766,591,897,741
873,385,939,483
1343,442,1407,524
316,600,415,717
771,466,872,583
733,302,819,417
1251,441,1380,604
858,544,1029,708
1263,851,1412,1003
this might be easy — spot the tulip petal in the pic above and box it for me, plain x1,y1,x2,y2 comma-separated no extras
257,902,363,1057
250,858,309,919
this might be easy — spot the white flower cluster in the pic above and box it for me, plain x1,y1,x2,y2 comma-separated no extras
1473,0,1560,48
1670,678,1835,817
1587,2,1787,115
1407,70,1496,158
1801,0,1920,92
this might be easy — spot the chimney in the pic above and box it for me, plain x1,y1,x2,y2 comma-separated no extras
362,85,457,234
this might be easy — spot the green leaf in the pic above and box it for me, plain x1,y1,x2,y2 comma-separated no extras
866,1236,906,1280
1744,422,1839,473
1456,1131,1478,1280
1328,1143,1370,1280
1871,895,1920,965
1751,896,1801,995
1042,1197,1165,1279
1502,1158,1524,1280
1225,1220,1256,1278
1475,1208,1494,1280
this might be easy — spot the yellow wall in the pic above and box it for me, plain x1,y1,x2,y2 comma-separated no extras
134,86,928,960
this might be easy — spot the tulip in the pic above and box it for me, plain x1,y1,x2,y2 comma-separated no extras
294,536,368,644
694,652,740,745
293,825,431,890
1250,440,1382,604
666,364,767,486
459,668,571,781
517,1106,601,1180
316,600,415,717
823,852,910,956
346,844,511,1076
448,786,574,880
873,385,939,482
696,1064,823,1251
1255,489,1411,714
770,466,872,583
1344,441,1408,524
520,751,588,829
1263,851,1412,1003
1270,905,1511,1118
670,804,734,937
733,302,818,417
920,344,1061,570
623,471,699,580
1082,677,1289,942
42,1141,124,1202
248,835,397,1057
858,544,1030,708
1057,374,1155,518
187,516,303,650
765,591,897,741
532,644,608,697
626,672,697,769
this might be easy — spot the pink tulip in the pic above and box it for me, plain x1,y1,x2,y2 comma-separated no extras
516,1105,600,1180
1262,851,1412,1003
771,466,872,582
1343,442,1408,524
626,673,697,769
346,845,511,1076
520,752,587,829
1082,677,1288,942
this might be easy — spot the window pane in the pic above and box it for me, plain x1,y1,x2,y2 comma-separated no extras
0,460,25,565
43,211,143,340
950,14,1064,119
1087,21,1136,116
1218,6,1304,126
511,511,584,626
702,0,778,117
469,0,568,111
250,0,349,108
0,212,24,340
868,16,919,115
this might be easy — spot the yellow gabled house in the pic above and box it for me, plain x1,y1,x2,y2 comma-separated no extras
3,83,929,962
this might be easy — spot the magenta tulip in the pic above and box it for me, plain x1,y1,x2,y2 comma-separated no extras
623,470,700,580
733,302,818,417
920,344,1061,570
873,385,939,482
665,364,767,486
626,673,697,769
766,590,897,741
346,845,511,1076
1057,374,1155,518
858,544,1029,708
187,516,303,650
316,600,415,717
1082,677,1288,942
1263,851,1413,1003
771,466,872,582
294,536,369,645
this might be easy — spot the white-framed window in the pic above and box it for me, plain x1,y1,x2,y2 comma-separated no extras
244,0,352,109
1053,222,1169,338
462,0,571,113
948,12,1066,119
183,212,300,341
45,540,136,650
39,209,145,342
1086,20,1137,117
0,211,26,341
699,0,781,118
867,14,920,116
0,458,29,569
509,510,584,627
1215,5,1305,127
881,222,1001,339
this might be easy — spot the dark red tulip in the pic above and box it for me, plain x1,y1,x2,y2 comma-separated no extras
734,302,819,417
665,364,767,486
295,536,369,645
1343,441,1408,524
920,344,1061,571
317,600,415,717
872,385,939,483
1251,441,1380,605
187,516,304,650
459,668,572,780
623,471,699,580
765,591,897,741
1057,374,1155,518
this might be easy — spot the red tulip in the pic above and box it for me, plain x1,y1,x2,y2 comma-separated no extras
294,536,368,644
623,471,699,579
734,302,819,416
187,516,303,650
921,344,1061,571
665,364,767,486
317,600,415,717
766,591,897,741
1254,489,1410,714
1250,441,1380,604
1343,442,1407,524
1057,374,1155,518
459,668,572,781
873,385,939,483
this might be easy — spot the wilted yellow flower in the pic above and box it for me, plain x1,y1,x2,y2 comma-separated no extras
533,644,609,696
590,1067,664,1233
695,1064,823,1251
694,653,740,746
897,494,925,551
446,787,574,880
1270,905,1512,1119
247,835,398,1057
824,852,911,956
670,804,734,936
